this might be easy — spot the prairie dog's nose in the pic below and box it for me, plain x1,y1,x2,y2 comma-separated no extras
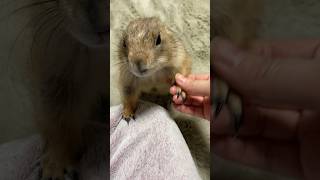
136,60,148,73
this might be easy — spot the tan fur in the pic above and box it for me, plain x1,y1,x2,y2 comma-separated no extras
118,17,191,119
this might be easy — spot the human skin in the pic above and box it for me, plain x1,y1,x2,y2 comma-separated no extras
170,73,210,120
212,37,320,180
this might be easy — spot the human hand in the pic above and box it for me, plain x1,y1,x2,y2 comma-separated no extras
170,73,210,120
212,37,320,179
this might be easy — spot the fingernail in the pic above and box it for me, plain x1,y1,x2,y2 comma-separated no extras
213,37,243,67
176,73,186,84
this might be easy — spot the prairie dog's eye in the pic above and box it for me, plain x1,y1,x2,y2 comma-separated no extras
156,34,161,46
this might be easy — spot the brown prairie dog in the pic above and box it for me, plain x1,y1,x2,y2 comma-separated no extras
118,17,192,120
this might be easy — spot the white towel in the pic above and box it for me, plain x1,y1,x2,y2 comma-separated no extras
110,101,201,180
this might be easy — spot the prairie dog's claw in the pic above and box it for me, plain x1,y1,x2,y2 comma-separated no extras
175,86,187,102
213,78,229,117
233,113,243,135
121,114,135,124
227,93,243,133
176,87,182,97
214,101,224,118
213,78,243,133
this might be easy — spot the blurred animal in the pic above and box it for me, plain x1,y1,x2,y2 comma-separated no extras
1,0,108,179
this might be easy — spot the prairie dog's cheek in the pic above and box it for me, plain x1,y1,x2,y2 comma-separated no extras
145,51,154,65
128,51,134,60
152,49,163,61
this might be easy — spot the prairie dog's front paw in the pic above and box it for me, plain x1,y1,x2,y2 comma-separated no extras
175,86,187,103
121,112,135,122
40,153,79,180
213,78,243,133
122,106,135,122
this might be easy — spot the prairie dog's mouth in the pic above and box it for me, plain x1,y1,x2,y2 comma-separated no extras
129,64,156,78
130,68,153,78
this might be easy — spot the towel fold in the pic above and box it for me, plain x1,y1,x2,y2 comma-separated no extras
110,101,201,180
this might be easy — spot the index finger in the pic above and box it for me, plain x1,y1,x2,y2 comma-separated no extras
187,74,210,80
175,73,210,96
251,39,320,59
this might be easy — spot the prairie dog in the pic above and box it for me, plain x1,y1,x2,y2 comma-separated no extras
212,0,263,131
118,17,192,120
22,0,108,179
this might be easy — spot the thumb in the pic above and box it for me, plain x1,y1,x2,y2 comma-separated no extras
212,37,320,109
175,74,210,96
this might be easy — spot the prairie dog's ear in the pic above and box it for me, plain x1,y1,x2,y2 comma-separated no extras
212,0,263,47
